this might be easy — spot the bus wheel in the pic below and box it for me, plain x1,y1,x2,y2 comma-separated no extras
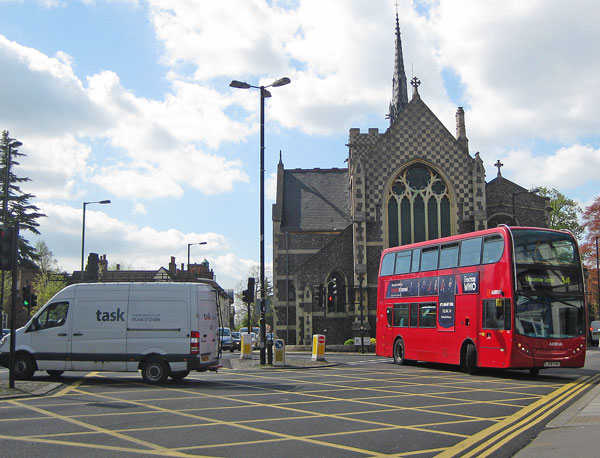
141,358,169,384
529,368,540,377
393,339,406,365
14,353,36,380
464,343,478,375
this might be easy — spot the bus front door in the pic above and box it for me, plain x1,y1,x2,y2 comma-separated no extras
479,298,511,367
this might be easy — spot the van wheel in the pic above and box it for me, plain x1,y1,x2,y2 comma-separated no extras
464,343,478,375
47,370,64,378
170,370,190,381
393,339,406,365
141,359,169,384
14,353,36,380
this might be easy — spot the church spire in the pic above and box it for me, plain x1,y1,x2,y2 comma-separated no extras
388,12,408,125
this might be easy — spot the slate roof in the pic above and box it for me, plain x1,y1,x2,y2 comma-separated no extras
281,168,351,231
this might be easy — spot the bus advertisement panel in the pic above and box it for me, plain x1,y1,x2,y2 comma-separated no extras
376,226,586,375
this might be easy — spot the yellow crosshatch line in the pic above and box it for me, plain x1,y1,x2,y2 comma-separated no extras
436,373,600,458
0,365,589,458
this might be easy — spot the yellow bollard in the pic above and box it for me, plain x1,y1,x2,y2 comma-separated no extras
240,333,253,359
311,334,326,361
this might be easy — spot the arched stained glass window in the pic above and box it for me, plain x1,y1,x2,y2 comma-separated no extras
387,164,452,247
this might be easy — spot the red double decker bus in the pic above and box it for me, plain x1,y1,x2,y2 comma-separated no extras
376,226,586,375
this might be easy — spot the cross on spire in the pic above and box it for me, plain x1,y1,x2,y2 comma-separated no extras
494,159,504,177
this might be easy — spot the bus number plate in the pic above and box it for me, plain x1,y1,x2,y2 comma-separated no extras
543,361,560,367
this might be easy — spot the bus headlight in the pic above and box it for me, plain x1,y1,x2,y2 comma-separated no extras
517,342,532,354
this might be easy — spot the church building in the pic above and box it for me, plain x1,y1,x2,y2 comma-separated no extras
272,16,550,345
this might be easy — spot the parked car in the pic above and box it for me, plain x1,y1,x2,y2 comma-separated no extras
266,332,274,345
590,320,600,346
1,329,9,339
218,327,234,352
231,331,241,351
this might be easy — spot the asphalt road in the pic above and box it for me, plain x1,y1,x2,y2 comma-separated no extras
1,350,599,458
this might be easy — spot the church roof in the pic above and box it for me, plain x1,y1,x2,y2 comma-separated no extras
387,12,409,124
281,168,350,231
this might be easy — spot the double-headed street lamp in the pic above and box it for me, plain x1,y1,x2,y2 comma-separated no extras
511,187,541,225
81,200,111,280
230,76,291,365
187,242,208,280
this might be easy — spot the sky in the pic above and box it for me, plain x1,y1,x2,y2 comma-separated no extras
0,0,599,292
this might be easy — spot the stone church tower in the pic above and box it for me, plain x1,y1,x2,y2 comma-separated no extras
271,15,549,346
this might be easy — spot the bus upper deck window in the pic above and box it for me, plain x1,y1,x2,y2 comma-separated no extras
460,237,482,267
439,243,459,269
421,247,439,271
380,253,395,276
394,251,412,274
411,249,421,272
482,235,504,264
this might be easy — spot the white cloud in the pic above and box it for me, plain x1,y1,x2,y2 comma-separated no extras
266,171,277,201
34,201,250,288
428,0,600,147
493,144,600,191
132,203,146,215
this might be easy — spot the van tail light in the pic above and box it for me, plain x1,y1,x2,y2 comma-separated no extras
190,331,199,354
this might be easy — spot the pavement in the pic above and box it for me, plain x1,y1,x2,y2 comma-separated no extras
1,355,599,457
514,375,600,457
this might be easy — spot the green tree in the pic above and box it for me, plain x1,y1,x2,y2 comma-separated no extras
537,187,583,240
0,131,46,267
580,195,600,321
31,241,66,314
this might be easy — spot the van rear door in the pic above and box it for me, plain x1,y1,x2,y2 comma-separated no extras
127,283,191,371
196,285,218,364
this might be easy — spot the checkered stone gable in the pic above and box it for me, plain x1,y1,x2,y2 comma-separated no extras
348,95,483,246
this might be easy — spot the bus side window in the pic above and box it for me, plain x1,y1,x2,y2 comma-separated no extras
394,304,409,327
411,249,421,273
394,251,412,274
419,303,437,328
386,307,393,326
409,303,418,327
460,237,482,267
380,253,396,276
483,298,511,330
421,247,439,271
439,243,459,269
482,235,504,264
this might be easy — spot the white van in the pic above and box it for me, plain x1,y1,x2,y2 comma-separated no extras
0,282,221,384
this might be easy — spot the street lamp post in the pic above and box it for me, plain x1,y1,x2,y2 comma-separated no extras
187,242,208,280
81,200,111,281
230,77,291,365
511,187,541,224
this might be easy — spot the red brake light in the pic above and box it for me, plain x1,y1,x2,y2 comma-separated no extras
191,331,199,354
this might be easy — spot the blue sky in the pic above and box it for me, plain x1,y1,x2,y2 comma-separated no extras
0,0,599,292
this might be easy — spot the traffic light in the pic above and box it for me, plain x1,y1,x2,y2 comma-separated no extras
31,293,38,309
22,285,31,308
242,277,255,304
0,227,15,271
